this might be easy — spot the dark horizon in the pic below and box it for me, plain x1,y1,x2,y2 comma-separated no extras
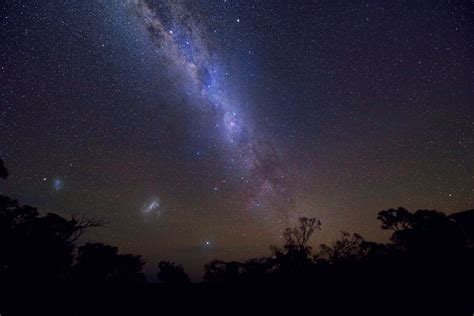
1,154,474,314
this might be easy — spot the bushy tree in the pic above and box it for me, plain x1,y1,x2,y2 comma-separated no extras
0,159,102,283
157,261,190,285
74,243,145,283
320,232,368,264
204,260,243,284
378,207,467,258
0,159,8,179
0,197,100,283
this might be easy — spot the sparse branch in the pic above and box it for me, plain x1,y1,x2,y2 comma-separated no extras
71,213,107,241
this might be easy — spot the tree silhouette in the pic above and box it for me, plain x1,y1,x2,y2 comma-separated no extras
320,232,368,264
74,243,145,283
202,218,322,283
203,260,244,283
450,209,474,247
1,156,473,313
378,207,467,259
0,160,102,283
269,217,320,279
0,198,101,283
271,217,320,256
0,159,8,179
377,207,414,232
157,261,190,285
319,232,396,267
240,258,272,282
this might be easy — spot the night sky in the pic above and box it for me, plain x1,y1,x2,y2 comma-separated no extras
1,0,473,279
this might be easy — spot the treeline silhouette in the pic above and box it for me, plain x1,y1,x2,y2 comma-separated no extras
0,159,473,315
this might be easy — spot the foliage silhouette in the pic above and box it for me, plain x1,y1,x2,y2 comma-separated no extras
450,209,474,247
204,217,321,284
0,160,142,287
320,232,370,263
201,209,473,313
378,207,469,261
0,159,8,179
0,196,101,283
1,159,473,313
269,217,320,280
73,243,145,284
204,259,244,284
157,261,190,285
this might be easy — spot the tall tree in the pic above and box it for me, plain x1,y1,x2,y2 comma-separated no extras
270,217,321,278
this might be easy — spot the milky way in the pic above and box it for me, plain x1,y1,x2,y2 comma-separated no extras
129,0,294,219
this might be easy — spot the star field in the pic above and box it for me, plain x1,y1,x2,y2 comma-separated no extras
1,0,473,279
